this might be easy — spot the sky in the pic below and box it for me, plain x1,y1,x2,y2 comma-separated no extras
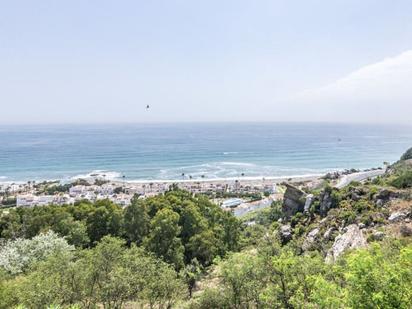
1,0,412,124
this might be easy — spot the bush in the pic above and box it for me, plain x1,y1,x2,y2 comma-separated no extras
391,171,412,189
0,231,74,275
400,147,412,161
190,288,228,309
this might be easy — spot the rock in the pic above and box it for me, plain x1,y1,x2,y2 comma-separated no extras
323,227,337,240
400,225,412,237
375,199,384,207
326,224,367,263
282,184,307,218
351,192,361,201
279,225,292,245
319,189,334,216
375,189,390,199
304,194,314,212
358,223,366,229
374,189,398,205
370,231,385,241
323,172,340,180
302,228,320,251
388,211,408,222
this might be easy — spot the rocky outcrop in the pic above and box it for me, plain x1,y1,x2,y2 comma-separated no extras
304,194,314,212
388,211,409,222
325,224,367,263
279,225,292,245
302,228,319,251
319,190,334,216
282,184,306,218
323,227,337,241
374,189,398,207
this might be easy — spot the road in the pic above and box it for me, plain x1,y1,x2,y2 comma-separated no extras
335,169,386,189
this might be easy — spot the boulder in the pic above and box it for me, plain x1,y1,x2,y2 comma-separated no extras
325,224,367,263
370,231,385,241
282,184,306,218
279,225,292,245
302,228,319,251
388,211,409,222
374,189,398,206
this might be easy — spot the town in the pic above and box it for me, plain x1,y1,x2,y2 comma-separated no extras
0,176,289,216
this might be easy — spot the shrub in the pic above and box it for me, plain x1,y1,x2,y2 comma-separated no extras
0,231,74,275
400,147,412,161
391,171,412,189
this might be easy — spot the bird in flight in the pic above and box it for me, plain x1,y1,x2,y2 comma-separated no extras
146,104,150,109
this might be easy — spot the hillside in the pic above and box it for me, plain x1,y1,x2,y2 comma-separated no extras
186,148,412,308
0,149,411,308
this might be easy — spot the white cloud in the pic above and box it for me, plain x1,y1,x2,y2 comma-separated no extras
291,50,412,123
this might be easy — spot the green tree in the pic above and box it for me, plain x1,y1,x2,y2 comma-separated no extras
220,252,265,308
144,208,185,269
180,259,202,297
344,243,412,309
124,196,150,245
86,200,123,243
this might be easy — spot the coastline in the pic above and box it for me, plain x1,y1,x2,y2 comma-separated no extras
0,168,385,187
119,173,324,185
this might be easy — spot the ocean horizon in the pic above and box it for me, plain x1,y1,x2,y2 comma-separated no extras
1,122,411,183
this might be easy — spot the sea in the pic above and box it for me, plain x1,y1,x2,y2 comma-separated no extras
0,123,411,183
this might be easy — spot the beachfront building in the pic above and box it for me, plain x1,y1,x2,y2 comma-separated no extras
17,194,58,207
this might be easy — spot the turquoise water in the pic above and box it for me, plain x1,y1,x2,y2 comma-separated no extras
0,123,411,182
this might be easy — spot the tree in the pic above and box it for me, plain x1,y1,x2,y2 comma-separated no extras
180,259,202,297
187,230,219,266
0,230,74,275
18,251,84,308
124,196,150,245
54,217,89,248
86,200,123,243
13,236,186,308
220,252,265,308
144,208,185,269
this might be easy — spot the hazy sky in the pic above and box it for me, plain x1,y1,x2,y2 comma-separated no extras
1,0,412,124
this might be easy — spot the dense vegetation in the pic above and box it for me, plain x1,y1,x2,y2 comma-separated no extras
188,240,412,309
1,150,412,308
0,188,239,270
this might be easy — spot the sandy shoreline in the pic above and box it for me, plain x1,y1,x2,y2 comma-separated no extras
113,174,324,186
1,169,384,188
